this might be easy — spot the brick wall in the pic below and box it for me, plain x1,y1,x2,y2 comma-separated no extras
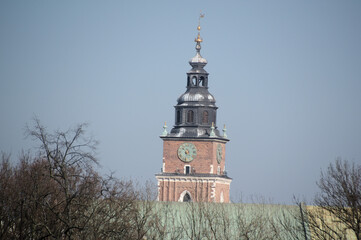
162,139,227,175
157,138,231,203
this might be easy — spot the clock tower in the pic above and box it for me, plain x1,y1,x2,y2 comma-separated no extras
156,16,231,203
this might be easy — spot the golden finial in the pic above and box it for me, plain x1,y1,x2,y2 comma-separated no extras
195,11,205,43
195,34,203,43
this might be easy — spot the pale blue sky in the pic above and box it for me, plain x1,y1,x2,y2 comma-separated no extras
1,0,360,203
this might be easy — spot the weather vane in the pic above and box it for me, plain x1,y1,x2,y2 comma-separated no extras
195,11,205,43
199,11,205,26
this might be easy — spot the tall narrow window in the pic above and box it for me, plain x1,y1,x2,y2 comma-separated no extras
200,76,205,86
202,111,208,124
176,110,181,123
187,110,194,123
192,76,197,86
185,166,190,174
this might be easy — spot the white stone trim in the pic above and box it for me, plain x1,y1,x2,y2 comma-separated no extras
155,175,232,185
157,181,161,201
210,164,213,174
211,182,216,200
220,191,224,203
162,138,228,143
184,165,191,174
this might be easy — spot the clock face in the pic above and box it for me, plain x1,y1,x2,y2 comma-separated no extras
178,143,197,162
216,143,222,164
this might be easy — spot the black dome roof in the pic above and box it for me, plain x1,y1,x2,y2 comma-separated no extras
177,88,216,106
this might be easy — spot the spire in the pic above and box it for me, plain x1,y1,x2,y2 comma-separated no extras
190,12,207,65
165,13,226,139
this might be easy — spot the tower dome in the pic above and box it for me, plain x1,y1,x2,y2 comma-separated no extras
177,88,216,105
164,17,224,139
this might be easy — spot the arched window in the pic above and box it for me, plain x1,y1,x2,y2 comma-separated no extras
183,193,191,202
202,111,208,124
200,76,205,86
187,76,190,87
192,76,197,86
187,110,194,123
176,110,181,123
179,190,192,202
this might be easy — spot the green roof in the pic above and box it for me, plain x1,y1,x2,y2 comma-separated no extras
143,202,308,240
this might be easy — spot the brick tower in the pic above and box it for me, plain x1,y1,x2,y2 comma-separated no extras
156,16,231,203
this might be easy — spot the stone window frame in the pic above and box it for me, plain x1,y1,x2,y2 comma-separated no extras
178,190,192,202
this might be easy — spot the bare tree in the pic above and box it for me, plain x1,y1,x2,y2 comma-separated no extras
277,201,310,240
0,119,157,239
232,202,278,240
127,181,157,240
0,152,59,239
24,119,101,239
84,177,140,239
197,202,239,240
146,202,184,240
175,198,302,240
1,118,318,239
308,158,361,240
180,202,207,240
0,152,14,239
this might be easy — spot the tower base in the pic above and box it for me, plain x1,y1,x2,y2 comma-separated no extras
156,173,232,203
